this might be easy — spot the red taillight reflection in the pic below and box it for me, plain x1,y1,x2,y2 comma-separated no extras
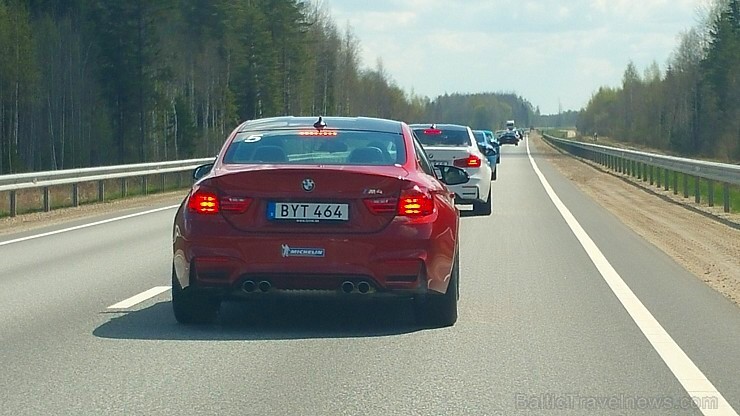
188,190,219,214
220,196,252,213
364,197,398,214
454,154,481,168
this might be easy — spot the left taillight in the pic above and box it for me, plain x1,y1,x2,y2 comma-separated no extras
188,189,251,215
454,154,481,168
188,189,219,214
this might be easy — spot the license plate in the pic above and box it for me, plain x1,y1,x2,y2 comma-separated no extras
268,202,349,222
434,162,451,167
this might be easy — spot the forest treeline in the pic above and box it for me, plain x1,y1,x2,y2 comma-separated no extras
578,0,739,162
0,0,535,174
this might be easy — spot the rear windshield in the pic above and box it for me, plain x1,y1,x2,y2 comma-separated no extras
222,130,406,166
413,129,471,146
472,131,486,142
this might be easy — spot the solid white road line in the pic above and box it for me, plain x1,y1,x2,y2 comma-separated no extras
108,286,171,309
526,139,738,416
0,205,180,247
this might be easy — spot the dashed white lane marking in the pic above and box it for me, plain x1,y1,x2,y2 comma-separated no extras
107,286,171,309
526,140,737,415
0,205,180,247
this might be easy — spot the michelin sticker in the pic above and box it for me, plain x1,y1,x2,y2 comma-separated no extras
281,244,325,258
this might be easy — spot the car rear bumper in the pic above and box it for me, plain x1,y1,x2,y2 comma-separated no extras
174,221,455,297
448,173,487,203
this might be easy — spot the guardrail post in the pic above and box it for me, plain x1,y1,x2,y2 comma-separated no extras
161,173,166,192
665,169,670,191
707,180,714,207
143,176,148,195
72,184,79,207
98,180,105,202
694,176,700,203
649,165,654,185
10,190,17,217
724,183,731,213
121,178,128,197
43,187,51,212
683,174,689,198
673,171,678,195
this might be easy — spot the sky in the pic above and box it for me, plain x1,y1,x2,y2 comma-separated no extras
327,0,713,114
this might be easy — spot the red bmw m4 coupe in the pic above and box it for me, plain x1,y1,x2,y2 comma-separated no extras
172,116,468,327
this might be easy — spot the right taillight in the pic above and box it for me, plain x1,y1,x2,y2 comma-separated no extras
398,186,435,217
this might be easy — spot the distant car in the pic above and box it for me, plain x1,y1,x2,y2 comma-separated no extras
518,129,528,141
472,129,498,180
411,123,493,215
482,130,501,164
172,116,469,327
498,129,520,145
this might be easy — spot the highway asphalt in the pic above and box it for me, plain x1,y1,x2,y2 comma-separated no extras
1,140,738,415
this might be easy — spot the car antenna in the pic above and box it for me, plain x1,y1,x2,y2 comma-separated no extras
313,116,326,130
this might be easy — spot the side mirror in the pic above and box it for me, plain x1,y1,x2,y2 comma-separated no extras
435,165,469,186
193,163,214,181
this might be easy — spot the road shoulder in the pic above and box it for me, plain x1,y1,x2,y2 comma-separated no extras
530,132,740,308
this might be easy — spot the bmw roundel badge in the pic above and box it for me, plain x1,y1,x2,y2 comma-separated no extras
302,178,315,192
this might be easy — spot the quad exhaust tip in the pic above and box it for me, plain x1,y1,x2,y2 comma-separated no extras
242,280,257,293
357,281,371,294
258,280,271,293
341,281,355,294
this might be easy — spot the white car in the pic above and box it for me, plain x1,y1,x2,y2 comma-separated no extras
411,124,493,215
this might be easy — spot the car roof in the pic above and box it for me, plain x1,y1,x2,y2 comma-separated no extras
237,116,404,134
409,123,470,131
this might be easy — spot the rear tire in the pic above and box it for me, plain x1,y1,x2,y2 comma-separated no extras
415,249,459,328
491,167,497,181
472,188,492,216
171,267,220,324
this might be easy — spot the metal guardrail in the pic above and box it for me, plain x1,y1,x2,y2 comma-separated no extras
0,158,214,217
542,134,740,213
